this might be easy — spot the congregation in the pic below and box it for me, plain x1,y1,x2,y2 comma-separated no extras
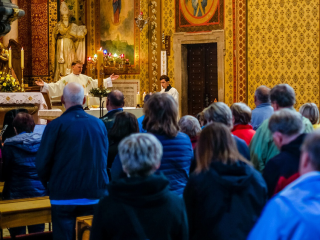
1,80,320,240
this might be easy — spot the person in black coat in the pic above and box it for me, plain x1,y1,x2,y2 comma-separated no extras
2,113,47,237
100,90,124,132
107,112,139,178
264,109,306,198
90,133,189,240
184,123,267,240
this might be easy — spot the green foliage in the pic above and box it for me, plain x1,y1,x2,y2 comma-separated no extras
89,86,111,98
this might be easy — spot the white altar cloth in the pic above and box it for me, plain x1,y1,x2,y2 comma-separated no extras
0,92,47,109
0,92,48,124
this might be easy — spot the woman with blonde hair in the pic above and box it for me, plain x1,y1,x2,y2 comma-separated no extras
299,103,320,129
183,122,267,240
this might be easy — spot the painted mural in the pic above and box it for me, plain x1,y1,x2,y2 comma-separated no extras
176,0,223,32
100,0,135,66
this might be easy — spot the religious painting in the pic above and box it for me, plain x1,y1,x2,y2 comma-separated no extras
176,0,224,32
100,0,139,74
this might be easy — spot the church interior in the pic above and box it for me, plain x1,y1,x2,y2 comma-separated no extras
0,0,319,239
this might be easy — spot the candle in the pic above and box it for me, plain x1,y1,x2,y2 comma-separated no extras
136,92,141,105
97,48,104,87
8,47,12,69
143,92,146,102
21,47,24,69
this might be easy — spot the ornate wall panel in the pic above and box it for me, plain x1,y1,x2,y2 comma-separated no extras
18,0,32,76
48,0,58,77
224,0,234,105
235,0,246,102
176,0,224,32
247,0,319,109
162,0,175,87
31,0,49,76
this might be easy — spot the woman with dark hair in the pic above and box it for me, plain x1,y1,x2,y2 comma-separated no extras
184,122,267,240
2,112,47,237
142,93,193,196
108,112,139,180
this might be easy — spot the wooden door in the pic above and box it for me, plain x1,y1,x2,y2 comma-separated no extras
187,43,218,116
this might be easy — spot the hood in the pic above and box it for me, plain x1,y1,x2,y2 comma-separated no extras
209,161,254,190
4,132,42,153
281,134,306,155
107,174,171,207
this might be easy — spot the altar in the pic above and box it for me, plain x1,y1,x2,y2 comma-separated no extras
0,92,47,128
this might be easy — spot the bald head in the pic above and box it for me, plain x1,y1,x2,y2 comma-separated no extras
107,90,124,111
62,82,85,110
255,85,270,106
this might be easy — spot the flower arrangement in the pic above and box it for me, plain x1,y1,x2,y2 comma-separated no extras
0,72,20,92
89,86,111,98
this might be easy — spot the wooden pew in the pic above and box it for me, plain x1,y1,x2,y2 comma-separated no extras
76,215,93,240
0,182,4,200
0,196,51,239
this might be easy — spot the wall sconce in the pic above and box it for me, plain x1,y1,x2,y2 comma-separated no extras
135,11,149,32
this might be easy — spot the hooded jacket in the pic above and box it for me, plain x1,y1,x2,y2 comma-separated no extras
2,133,47,200
248,171,320,240
90,174,189,240
183,161,267,240
263,134,306,198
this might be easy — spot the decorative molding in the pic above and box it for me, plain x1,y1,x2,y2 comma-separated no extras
173,30,225,116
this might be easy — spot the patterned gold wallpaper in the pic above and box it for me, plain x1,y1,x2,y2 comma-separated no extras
247,0,319,109
224,0,234,106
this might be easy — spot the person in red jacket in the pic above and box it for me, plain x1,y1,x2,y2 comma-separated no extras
231,103,255,145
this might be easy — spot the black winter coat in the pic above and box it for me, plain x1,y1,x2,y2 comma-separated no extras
2,132,47,200
100,108,123,132
90,174,189,240
184,161,267,240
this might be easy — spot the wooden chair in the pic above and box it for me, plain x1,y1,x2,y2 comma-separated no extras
76,215,93,240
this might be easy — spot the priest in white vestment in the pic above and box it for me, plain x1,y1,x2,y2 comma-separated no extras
159,75,179,103
35,60,119,98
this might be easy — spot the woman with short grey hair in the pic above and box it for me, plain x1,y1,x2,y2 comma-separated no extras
178,115,201,149
90,133,188,240
119,133,163,177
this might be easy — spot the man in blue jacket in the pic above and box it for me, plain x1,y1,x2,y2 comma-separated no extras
36,82,109,240
248,131,320,239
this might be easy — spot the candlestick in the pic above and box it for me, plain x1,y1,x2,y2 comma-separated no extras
21,68,25,92
21,47,24,69
136,92,141,105
97,48,104,87
8,47,12,69
143,92,146,102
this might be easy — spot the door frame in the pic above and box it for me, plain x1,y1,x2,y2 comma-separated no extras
173,30,225,117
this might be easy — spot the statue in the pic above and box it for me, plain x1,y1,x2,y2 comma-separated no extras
0,42,9,73
51,2,87,81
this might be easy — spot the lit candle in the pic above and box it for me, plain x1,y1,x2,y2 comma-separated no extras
97,48,104,87
21,47,24,69
136,92,141,105
143,92,146,102
8,47,12,69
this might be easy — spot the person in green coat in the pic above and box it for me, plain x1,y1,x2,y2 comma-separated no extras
250,84,313,172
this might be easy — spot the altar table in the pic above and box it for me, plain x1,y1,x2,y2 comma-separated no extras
0,92,48,126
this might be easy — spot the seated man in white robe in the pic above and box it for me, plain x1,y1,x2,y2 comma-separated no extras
35,60,119,98
159,75,179,104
